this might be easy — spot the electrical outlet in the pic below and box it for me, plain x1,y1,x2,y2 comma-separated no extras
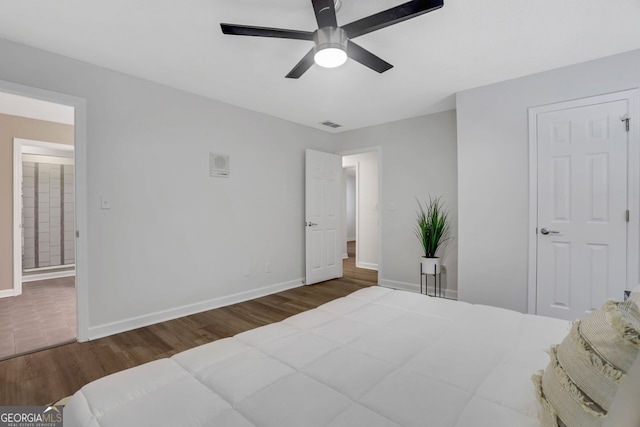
265,262,271,273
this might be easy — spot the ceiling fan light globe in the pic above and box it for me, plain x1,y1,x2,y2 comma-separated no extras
314,47,347,68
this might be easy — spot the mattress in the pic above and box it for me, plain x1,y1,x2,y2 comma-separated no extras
64,287,571,427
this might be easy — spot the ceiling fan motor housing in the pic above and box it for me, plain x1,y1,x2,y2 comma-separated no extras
313,27,348,54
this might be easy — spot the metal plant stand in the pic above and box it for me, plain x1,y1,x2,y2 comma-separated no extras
420,263,442,297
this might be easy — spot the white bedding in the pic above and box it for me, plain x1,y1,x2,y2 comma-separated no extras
64,287,570,427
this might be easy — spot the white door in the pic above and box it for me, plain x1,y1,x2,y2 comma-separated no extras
536,99,629,320
305,149,343,285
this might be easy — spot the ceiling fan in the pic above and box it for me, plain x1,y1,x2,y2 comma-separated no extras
220,0,444,79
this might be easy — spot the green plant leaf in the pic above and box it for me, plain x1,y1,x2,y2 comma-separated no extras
414,196,451,258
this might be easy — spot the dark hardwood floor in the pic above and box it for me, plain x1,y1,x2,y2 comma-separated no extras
0,242,377,405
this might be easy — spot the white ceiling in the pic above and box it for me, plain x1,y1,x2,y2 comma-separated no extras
0,0,639,133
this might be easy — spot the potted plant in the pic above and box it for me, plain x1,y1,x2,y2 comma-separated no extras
415,196,450,274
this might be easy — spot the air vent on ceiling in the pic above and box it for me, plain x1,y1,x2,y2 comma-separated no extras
320,121,342,129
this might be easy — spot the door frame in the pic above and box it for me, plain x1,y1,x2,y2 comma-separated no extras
13,138,75,296
338,146,383,276
1,79,89,342
527,89,640,314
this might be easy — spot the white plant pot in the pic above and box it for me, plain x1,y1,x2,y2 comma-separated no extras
421,257,441,274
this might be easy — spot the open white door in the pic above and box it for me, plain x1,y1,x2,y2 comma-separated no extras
305,149,343,285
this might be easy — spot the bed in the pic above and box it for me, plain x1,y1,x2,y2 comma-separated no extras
63,287,584,426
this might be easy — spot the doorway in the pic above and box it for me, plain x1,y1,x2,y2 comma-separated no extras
344,165,356,259
341,148,380,276
16,139,76,283
0,87,84,360
528,90,640,320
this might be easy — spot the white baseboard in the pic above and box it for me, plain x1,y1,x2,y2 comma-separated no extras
0,289,16,299
22,270,76,282
380,279,458,300
88,278,304,340
357,262,378,271
347,237,356,242
24,264,75,272
342,253,348,259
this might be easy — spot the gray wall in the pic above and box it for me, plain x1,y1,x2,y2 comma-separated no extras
0,38,336,337
457,49,640,312
335,110,458,296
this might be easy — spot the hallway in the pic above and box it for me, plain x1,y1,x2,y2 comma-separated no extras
0,277,75,360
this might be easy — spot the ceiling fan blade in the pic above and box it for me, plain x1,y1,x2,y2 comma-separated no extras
342,0,443,39
285,48,316,79
221,23,314,41
347,42,393,73
311,0,338,28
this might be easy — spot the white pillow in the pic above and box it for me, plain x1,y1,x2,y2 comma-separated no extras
534,300,640,427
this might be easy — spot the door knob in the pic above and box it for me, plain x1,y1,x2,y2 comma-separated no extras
540,227,560,235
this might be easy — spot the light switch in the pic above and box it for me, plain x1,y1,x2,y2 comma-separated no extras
101,196,111,210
